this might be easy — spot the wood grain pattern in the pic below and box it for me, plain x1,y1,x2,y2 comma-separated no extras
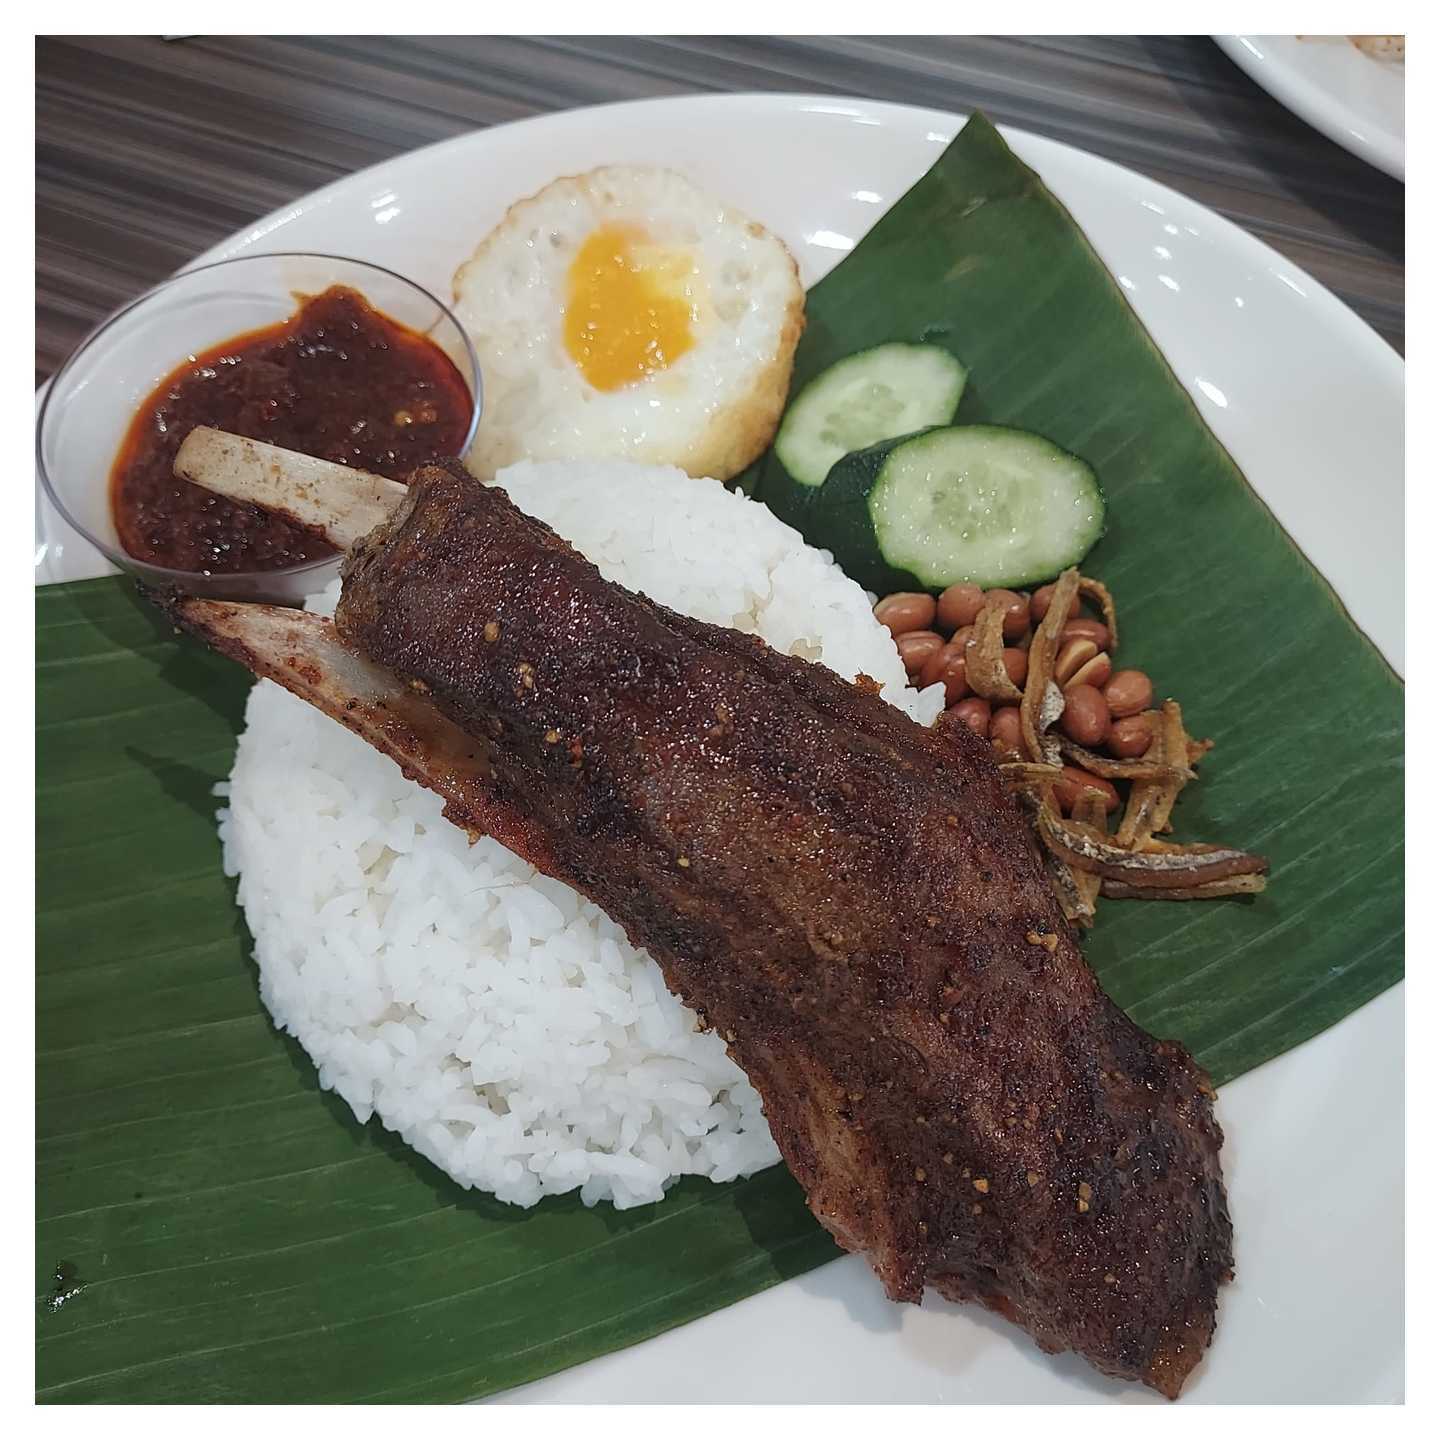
36,33,1403,386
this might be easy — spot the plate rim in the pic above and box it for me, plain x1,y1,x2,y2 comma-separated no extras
190,90,1405,370
1214,34,1405,181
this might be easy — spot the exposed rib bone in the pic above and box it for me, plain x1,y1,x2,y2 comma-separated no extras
174,427,406,549
166,597,559,872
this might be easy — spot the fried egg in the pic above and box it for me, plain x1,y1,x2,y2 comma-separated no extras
453,166,804,480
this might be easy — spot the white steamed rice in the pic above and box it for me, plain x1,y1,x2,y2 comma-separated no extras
219,459,944,1209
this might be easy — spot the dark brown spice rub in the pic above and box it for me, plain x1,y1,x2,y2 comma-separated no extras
326,466,1233,1397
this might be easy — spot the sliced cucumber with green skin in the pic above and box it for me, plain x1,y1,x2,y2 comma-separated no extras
774,343,968,489
812,425,1106,594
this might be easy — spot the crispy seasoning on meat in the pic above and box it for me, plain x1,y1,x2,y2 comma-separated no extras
324,467,1232,1397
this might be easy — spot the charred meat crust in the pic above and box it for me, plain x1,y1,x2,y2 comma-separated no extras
328,466,1232,1396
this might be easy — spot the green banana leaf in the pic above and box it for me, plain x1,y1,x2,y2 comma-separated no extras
37,113,1401,1403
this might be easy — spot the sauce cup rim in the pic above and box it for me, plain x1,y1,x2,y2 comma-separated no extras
36,250,483,590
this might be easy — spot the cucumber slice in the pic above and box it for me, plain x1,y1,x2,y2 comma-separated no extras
814,425,1105,594
774,343,967,489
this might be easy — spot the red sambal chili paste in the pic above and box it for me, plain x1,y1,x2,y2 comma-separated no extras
110,285,473,573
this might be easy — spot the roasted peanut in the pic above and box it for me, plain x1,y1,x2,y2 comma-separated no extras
989,704,1023,759
1107,711,1156,759
1103,668,1154,718
875,592,937,635
1061,618,1111,652
936,583,986,633
1060,685,1111,747
947,697,992,737
1030,583,1082,624
925,648,970,705
1065,652,1112,690
986,589,1031,642
895,630,944,676
1053,638,1098,686
1001,647,1029,688
1054,765,1120,815
919,639,952,689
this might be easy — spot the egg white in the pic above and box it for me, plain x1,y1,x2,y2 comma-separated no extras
453,166,804,480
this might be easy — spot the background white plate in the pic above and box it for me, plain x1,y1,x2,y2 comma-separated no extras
35,94,1405,1403
1216,34,1405,181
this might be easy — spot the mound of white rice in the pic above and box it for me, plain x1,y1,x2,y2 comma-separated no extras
220,460,944,1209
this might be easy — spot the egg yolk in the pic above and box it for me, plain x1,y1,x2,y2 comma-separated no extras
564,223,698,391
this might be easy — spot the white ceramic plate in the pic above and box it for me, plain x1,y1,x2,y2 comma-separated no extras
1216,34,1405,181
35,94,1405,1403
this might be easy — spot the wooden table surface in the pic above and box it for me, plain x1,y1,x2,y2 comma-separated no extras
36,34,1404,384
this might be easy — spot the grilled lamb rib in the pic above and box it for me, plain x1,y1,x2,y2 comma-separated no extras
166,460,1233,1396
